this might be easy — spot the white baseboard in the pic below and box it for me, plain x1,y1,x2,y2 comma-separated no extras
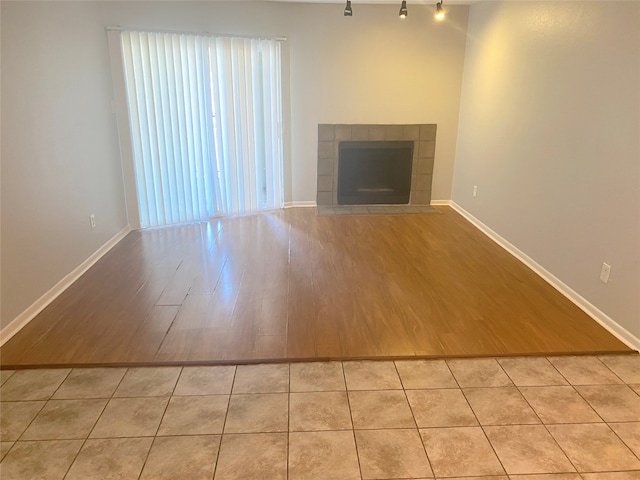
449,201,640,352
430,200,452,206
0,225,131,347
283,201,316,208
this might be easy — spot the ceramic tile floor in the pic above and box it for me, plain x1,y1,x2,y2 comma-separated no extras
0,355,639,480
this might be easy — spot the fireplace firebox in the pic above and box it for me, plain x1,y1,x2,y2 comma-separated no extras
338,141,413,205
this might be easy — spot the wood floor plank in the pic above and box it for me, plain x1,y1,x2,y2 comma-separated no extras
0,207,632,367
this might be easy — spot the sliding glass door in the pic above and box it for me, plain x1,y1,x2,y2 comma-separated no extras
119,30,283,228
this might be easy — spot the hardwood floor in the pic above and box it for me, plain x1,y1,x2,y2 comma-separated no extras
0,207,631,367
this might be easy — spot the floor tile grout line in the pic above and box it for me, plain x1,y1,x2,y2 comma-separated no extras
61,400,112,479
211,365,237,480
595,355,630,385
393,359,436,477
59,364,131,479
601,421,640,464
3,358,638,477
135,366,183,480
340,361,364,480
512,382,580,474
447,358,509,476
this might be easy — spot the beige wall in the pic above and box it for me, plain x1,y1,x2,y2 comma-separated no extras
1,1,469,329
1,2,129,327
452,2,640,339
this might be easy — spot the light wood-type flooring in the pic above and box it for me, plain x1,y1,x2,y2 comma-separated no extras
0,207,631,367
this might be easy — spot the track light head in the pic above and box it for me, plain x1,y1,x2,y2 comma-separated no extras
435,1,445,20
344,0,353,16
399,0,408,18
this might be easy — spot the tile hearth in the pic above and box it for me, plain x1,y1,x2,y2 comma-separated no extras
317,204,438,215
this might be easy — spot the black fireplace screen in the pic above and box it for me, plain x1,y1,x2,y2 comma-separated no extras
338,141,413,205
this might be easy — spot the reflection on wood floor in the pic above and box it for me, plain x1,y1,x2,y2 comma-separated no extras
0,207,630,367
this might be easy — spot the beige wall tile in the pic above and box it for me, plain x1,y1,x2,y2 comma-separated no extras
318,124,334,142
335,125,352,141
318,141,335,159
317,175,333,192
420,124,437,141
368,126,385,141
351,126,369,141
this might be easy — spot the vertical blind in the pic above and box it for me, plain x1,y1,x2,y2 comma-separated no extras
120,31,283,228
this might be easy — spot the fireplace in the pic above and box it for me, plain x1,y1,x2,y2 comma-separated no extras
317,124,436,206
338,141,413,205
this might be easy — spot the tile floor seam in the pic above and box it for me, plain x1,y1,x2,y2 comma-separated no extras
596,355,629,384
341,360,365,480
436,358,509,477
544,356,575,386
3,358,640,479
394,359,436,478
11,399,49,444
135,366,183,479
570,383,614,424
453,360,509,476
211,366,237,480
607,422,640,464
512,382,580,474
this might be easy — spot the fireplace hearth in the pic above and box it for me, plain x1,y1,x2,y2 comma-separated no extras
317,124,436,206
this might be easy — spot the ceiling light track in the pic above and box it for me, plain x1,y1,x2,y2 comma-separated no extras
344,0,352,17
342,1,445,21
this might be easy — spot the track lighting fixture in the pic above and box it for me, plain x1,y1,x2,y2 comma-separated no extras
435,1,445,20
399,0,408,18
344,0,353,16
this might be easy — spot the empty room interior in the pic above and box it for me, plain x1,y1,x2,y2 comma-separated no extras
1,0,639,478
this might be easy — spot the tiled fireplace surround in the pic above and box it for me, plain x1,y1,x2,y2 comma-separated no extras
316,124,436,206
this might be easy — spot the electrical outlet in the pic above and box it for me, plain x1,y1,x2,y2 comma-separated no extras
473,185,478,198
89,214,96,229
599,262,611,284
